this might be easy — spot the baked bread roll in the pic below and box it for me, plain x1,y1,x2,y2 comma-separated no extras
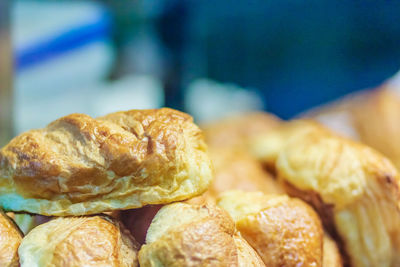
217,191,323,267
138,202,265,267
19,215,139,267
192,112,282,203
0,108,212,216
349,87,400,170
0,210,22,267
251,120,400,267
323,234,343,267
188,148,283,204
303,84,400,170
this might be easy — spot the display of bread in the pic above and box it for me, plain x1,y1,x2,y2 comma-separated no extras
0,108,212,216
0,210,22,267
18,215,139,267
250,120,400,267
2,105,399,266
138,202,265,267
217,191,324,267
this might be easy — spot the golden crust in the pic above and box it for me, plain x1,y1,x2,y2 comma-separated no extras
303,85,400,171
138,202,265,267
190,149,283,204
233,235,266,267
254,120,400,267
217,191,323,267
323,234,343,267
0,108,212,216
18,215,139,267
0,210,22,267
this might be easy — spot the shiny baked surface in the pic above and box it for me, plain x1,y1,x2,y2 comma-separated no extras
0,210,22,267
195,148,283,203
217,191,323,267
0,108,212,216
18,216,139,267
252,120,400,267
139,202,265,267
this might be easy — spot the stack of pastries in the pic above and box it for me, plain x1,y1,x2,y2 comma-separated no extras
0,107,399,267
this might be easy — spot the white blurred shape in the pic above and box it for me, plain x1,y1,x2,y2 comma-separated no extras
15,75,164,134
92,75,164,117
185,79,265,123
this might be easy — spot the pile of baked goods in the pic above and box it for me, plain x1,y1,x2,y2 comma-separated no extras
0,106,399,267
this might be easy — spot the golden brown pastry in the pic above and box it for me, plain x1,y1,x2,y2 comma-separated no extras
138,202,265,267
0,210,22,267
18,215,139,267
251,120,400,267
193,148,283,203
351,87,400,169
202,112,281,150
0,108,212,216
303,85,400,170
217,191,323,267
323,234,343,267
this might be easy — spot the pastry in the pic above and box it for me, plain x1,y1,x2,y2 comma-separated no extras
217,191,323,267
188,148,283,204
138,202,265,267
0,210,22,267
0,108,212,216
18,215,139,267
251,120,400,267
304,84,400,170
323,234,343,267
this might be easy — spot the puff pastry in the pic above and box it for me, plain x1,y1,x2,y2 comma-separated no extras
189,148,283,204
0,210,22,267
323,234,343,267
251,120,400,267
0,108,212,216
217,191,323,267
18,215,139,267
138,202,265,267
304,85,400,170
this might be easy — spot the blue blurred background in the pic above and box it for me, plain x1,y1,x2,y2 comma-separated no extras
6,0,400,135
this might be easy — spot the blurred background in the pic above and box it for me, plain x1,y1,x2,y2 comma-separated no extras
1,0,400,144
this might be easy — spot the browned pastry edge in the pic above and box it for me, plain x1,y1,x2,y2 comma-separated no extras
0,210,23,267
323,233,344,267
282,181,350,266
